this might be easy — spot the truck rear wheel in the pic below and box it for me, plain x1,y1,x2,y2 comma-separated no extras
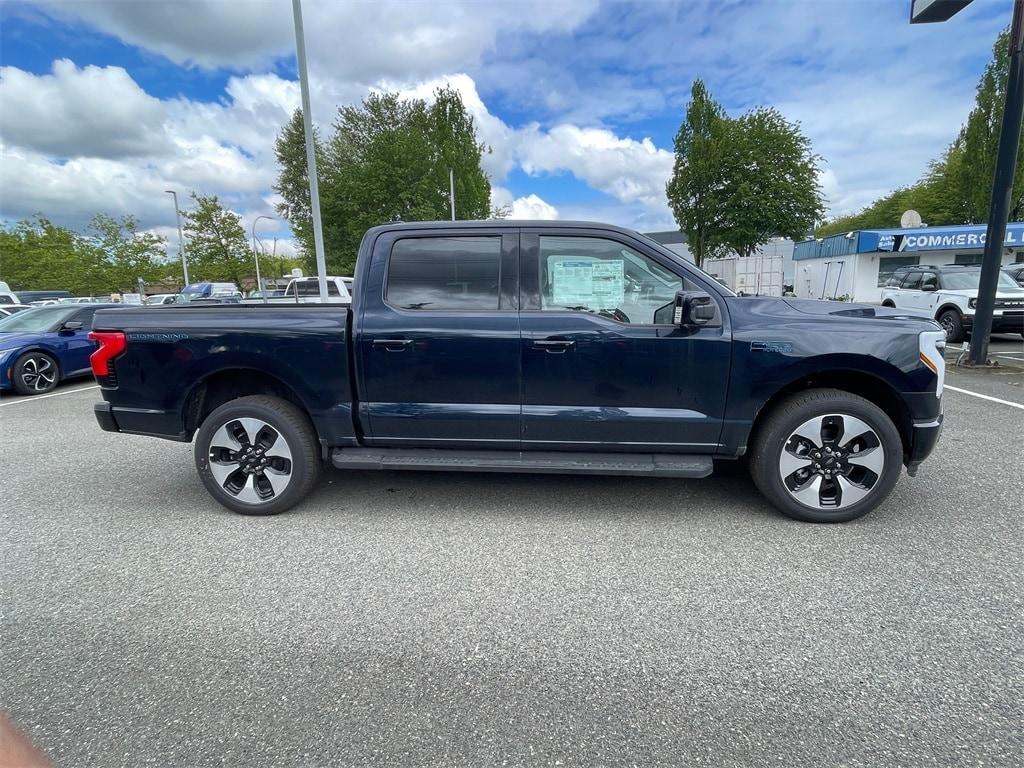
194,395,321,516
749,389,902,523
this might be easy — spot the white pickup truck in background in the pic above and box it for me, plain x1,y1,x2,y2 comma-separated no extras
249,276,353,304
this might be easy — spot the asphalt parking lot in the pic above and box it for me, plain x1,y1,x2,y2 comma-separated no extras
2,361,1022,767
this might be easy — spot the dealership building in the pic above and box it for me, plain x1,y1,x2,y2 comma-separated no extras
793,223,1024,303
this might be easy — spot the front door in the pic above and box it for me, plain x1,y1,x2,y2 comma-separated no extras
356,229,521,448
518,230,731,452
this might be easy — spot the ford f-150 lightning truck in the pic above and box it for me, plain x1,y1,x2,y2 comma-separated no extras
89,221,946,523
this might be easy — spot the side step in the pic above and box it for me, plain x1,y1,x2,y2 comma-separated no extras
330,448,714,478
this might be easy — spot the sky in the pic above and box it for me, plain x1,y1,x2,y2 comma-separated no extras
0,0,1010,257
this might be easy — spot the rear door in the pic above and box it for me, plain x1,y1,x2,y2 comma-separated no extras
518,229,731,451
355,228,521,448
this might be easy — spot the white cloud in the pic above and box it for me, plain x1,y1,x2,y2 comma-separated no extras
516,124,673,209
395,74,674,221
36,0,599,79
0,59,169,158
491,187,559,220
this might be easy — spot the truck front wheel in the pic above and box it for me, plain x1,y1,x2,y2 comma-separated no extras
749,389,903,523
194,395,321,516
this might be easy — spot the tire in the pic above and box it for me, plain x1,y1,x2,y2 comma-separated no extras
11,351,59,395
749,388,903,523
937,309,965,343
194,395,321,516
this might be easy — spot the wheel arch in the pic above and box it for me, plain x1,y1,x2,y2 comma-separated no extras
182,367,312,439
748,369,913,459
934,302,964,321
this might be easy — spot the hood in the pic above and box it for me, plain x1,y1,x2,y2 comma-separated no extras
781,298,912,319
0,332,47,352
936,288,1024,299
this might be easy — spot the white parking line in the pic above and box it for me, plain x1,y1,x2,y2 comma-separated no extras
0,384,99,407
944,384,1024,411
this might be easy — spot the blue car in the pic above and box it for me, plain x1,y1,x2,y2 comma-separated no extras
0,304,120,395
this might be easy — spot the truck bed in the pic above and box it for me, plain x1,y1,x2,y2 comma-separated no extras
92,304,356,447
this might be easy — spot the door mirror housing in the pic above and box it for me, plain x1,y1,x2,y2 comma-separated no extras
673,291,716,326
59,320,84,334
921,284,937,292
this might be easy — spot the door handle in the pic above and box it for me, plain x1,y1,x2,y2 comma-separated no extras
372,338,413,351
533,339,575,353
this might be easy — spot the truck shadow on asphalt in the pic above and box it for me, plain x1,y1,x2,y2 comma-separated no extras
295,459,783,524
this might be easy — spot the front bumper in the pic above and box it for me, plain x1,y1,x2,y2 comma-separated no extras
906,414,943,476
962,312,1024,334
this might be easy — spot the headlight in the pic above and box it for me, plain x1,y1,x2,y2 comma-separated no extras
919,330,946,398
968,298,978,309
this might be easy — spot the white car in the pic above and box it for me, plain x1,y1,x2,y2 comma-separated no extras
0,304,33,318
880,264,1024,342
145,294,183,305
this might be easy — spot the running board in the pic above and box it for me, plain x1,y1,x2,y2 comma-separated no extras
330,448,714,478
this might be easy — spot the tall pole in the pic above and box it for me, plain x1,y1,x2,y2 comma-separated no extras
165,190,190,286
291,0,328,303
971,0,1024,365
449,168,456,221
252,215,273,303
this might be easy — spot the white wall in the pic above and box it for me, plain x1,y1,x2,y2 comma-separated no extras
705,253,785,296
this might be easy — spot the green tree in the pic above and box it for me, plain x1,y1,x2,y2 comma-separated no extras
665,80,731,266
952,28,1024,222
722,107,824,257
667,81,823,264
274,86,492,275
182,193,252,286
818,26,1024,236
88,213,167,292
0,217,109,295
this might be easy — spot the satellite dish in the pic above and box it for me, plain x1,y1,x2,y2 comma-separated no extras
900,210,923,228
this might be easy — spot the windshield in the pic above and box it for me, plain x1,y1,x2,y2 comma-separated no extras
942,271,1023,291
632,232,737,296
181,284,209,301
0,305,79,333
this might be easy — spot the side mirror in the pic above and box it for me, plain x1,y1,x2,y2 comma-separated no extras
59,320,84,334
673,291,716,326
921,284,937,292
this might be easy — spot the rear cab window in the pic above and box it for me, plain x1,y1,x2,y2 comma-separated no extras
386,236,503,310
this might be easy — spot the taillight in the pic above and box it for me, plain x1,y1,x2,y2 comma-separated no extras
88,331,126,383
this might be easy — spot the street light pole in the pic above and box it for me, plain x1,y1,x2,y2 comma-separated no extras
291,0,329,303
252,215,274,303
165,190,190,286
449,168,456,221
970,0,1024,365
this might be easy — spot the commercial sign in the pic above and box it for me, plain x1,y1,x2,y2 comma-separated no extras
869,224,1024,253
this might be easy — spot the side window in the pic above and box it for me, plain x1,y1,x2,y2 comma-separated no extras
73,308,98,329
387,236,502,310
878,256,920,287
296,281,340,297
920,272,938,290
885,270,907,287
900,272,923,290
539,236,695,325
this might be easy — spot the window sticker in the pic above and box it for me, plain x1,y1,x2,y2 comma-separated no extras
550,258,625,309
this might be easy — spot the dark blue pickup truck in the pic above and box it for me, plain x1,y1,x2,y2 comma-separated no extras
90,221,945,523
